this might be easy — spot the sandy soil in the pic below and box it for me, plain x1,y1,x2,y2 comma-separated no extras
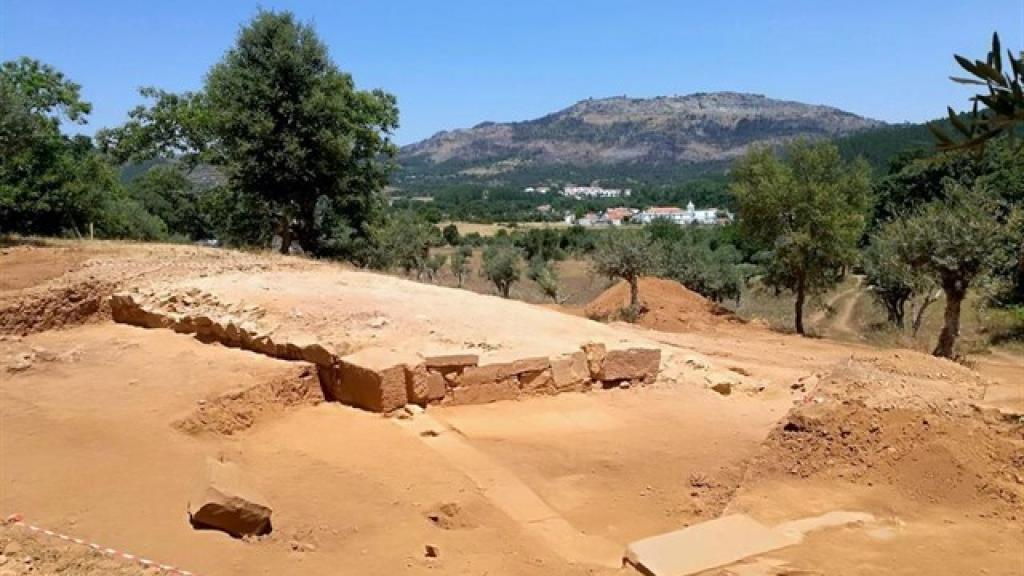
1,240,1021,576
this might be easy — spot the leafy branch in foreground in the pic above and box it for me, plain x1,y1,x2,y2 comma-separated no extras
930,33,1023,150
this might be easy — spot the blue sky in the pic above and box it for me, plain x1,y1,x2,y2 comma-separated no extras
2,0,1022,145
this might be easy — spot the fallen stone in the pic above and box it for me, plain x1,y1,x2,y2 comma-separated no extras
550,351,590,392
189,459,272,538
711,382,732,396
406,365,447,405
425,544,440,558
599,348,661,382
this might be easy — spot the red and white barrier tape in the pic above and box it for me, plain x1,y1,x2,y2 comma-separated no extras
3,513,201,576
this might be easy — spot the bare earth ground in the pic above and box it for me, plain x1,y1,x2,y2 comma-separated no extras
1,240,1022,576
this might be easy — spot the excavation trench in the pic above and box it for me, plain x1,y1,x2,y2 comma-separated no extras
109,290,663,413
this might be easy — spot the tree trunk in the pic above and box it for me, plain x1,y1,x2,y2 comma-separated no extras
933,283,965,358
794,280,806,335
911,290,939,337
628,275,640,310
278,214,292,255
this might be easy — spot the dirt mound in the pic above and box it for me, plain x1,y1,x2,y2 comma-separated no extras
750,359,1024,518
584,277,740,331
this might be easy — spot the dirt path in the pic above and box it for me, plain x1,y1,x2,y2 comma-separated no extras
811,278,863,339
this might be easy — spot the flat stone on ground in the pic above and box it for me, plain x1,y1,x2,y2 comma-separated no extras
624,514,797,576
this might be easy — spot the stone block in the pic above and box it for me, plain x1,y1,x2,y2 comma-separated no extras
598,348,661,382
449,378,520,405
550,352,590,392
581,342,606,377
406,364,447,405
338,361,407,412
511,356,551,375
424,354,479,372
519,369,555,395
457,363,515,388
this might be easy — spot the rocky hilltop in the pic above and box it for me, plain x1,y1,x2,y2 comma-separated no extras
399,92,883,182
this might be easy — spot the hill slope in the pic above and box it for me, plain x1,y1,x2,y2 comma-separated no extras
398,92,884,187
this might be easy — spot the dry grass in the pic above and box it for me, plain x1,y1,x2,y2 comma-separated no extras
440,221,571,237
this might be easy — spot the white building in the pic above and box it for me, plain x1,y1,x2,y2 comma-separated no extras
636,202,726,226
562,185,632,199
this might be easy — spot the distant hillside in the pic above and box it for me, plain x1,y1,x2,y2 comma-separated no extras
834,117,953,174
397,92,884,189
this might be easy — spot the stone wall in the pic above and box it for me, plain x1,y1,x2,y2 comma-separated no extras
111,289,662,413
318,345,661,413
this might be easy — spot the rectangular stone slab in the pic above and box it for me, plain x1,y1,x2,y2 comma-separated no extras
624,514,797,576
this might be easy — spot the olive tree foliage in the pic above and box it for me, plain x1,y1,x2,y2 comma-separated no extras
528,256,563,303
591,229,657,315
649,221,751,305
931,33,1023,150
98,11,399,257
731,141,872,335
482,242,522,298
863,223,938,334
368,211,435,274
889,183,1012,358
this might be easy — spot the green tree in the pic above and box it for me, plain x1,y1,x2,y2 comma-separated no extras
442,223,461,246
731,141,872,335
528,256,563,303
424,253,447,283
450,245,472,288
126,165,211,240
0,58,129,236
370,211,434,274
894,184,1012,358
99,11,398,256
591,229,657,315
482,243,522,298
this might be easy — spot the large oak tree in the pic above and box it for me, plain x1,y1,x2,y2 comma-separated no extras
99,11,398,255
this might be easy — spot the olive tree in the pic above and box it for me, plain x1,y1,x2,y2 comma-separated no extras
931,33,1023,150
450,245,472,288
591,229,657,315
893,183,1010,358
482,243,522,298
731,141,872,335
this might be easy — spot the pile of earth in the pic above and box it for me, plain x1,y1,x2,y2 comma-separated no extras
584,277,740,331
747,357,1024,519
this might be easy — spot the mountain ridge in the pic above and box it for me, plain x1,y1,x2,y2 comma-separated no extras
398,92,885,186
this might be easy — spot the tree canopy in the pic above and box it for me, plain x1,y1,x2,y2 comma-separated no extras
98,10,399,255
731,140,872,334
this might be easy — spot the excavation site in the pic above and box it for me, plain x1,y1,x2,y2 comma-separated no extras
1,241,1021,576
